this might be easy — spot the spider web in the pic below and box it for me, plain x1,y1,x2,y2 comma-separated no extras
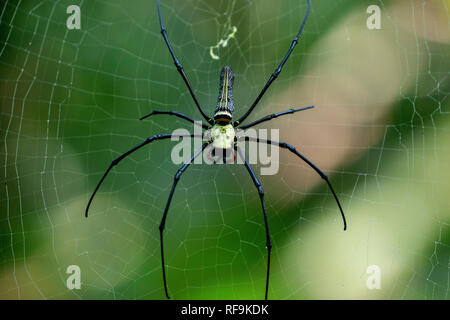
0,0,449,299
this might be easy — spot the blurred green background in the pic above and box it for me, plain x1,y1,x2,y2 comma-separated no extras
0,0,449,299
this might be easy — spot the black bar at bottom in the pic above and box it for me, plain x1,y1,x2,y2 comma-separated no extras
1,299,444,318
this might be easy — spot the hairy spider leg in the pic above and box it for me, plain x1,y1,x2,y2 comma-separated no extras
85,133,201,218
159,142,211,299
157,0,213,125
234,0,311,127
235,145,272,300
239,136,347,230
140,110,210,130
239,106,314,130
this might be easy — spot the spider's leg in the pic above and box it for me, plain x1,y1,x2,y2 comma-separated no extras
238,106,314,130
157,0,213,125
240,136,347,230
233,0,311,127
159,141,210,299
85,133,201,218
140,110,210,129
235,145,272,300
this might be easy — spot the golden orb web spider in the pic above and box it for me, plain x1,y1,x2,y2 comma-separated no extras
85,0,347,300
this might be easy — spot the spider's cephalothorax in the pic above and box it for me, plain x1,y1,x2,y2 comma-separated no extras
211,66,236,149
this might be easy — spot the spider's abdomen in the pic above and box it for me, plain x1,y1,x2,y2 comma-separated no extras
214,66,234,123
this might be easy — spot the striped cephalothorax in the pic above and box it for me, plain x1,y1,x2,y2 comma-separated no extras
86,0,347,301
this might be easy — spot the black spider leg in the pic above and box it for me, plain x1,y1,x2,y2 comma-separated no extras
233,0,311,127
238,105,314,130
159,141,211,299
234,145,272,300
140,110,210,130
240,136,347,230
157,0,213,125
85,133,201,218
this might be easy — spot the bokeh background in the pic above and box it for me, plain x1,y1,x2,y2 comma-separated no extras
0,0,449,299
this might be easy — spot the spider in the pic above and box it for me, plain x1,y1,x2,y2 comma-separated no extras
85,0,347,300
